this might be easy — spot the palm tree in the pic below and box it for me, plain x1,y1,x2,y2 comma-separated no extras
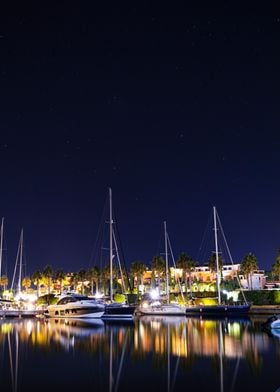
87,266,100,296
151,255,166,293
32,270,42,298
70,272,79,293
207,253,224,296
78,269,87,295
101,264,118,297
55,269,66,295
208,253,223,274
240,253,258,289
0,275,8,293
177,253,195,297
22,276,31,291
130,261,146,296
272,249,280,281
43,265,53,297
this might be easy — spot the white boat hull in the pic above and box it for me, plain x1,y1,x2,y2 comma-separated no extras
46,299,105,319
46,310,104,319
137,303,186,316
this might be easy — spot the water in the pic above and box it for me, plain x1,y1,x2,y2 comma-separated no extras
0,315,279,392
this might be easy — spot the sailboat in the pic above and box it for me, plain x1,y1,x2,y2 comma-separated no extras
185,206,251,316
2,229,41,318
136,221,186,316
101,188,136,320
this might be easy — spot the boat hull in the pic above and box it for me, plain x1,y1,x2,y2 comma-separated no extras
137,304,186,316
101,304,136,320
46,304,105,318
185,304,251,316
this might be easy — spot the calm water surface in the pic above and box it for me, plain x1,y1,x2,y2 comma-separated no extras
0,315,279,392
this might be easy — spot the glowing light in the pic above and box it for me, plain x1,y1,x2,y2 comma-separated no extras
150,289,159,300
94,292,104,299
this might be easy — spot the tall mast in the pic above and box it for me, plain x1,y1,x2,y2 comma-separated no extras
18,229,23,295
0,217,4,280
213,206,221,305
164,221,169,304
109,188,113,303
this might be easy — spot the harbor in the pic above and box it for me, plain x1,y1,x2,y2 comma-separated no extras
0,314,279,392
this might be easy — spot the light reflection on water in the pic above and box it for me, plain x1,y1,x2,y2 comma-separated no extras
0,316,279,392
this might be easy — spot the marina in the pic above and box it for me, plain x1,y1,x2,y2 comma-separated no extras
0,315,280,392
1,1,278,392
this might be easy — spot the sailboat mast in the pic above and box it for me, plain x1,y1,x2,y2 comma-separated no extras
109,188,113,303
18,229,23,295
164,221,169,304
213,206,221,305
0,217,4,280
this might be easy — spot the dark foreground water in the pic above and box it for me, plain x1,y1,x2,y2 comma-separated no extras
0,315,279,392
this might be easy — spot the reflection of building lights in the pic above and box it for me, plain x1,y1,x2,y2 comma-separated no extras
139,324,144,339
150,321,161,331
228,322,241,337
1,323,13,334
26,320,33,335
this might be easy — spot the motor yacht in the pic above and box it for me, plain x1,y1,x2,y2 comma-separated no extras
45,294,105,318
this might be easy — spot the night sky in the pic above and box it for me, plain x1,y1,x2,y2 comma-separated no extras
1,2,279,277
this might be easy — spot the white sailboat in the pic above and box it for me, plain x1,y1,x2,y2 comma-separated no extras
101,188,136,320
185,206,251,316
137,221,186,316
1,229,41,318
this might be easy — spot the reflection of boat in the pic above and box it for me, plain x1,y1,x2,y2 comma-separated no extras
107,325,131,392
270,329,280,338
185,207,251,316
45,294,105,318
139,315,186,325
47,317,105,329
261,315,280,330
46,317,105,335
44,317,105,351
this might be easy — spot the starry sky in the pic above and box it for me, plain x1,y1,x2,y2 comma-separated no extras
0,2,279,277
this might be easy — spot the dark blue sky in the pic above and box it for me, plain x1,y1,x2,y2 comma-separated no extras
0,2,279,277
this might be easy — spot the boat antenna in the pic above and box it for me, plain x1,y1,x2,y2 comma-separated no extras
213,206,221,305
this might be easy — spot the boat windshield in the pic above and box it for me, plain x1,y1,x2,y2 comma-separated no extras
73,296,90,301
56,295,93,305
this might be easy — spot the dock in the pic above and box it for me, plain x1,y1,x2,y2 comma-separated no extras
249,305,280,315
0,309,45,318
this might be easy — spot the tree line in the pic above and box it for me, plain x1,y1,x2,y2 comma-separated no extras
0,249,280,297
